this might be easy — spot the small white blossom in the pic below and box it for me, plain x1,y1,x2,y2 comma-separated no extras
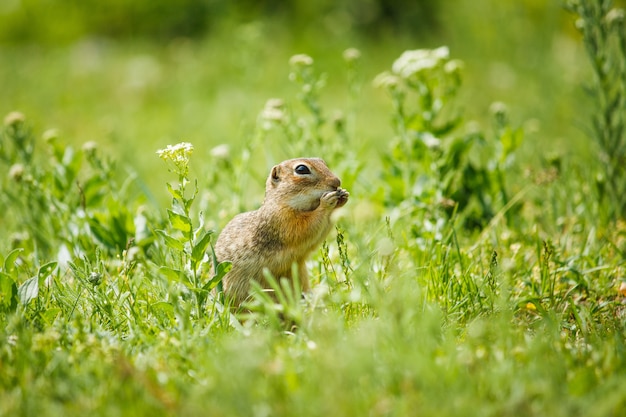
4,111,25,127
343,48,361,63
42,129,59,143
432,46,450,60
489,102,508,118
265,98,284,109
156,142,194,178
156,142,194,164
82,141,98,155
575,18,585,30
373,71,401,89
606,8,625,25
444,59,464,74
420,132,441,149
9,164,25,181
392,46,450,79
210,144,230,159
261,108,285,122
260,98,286,122
289,54,314,67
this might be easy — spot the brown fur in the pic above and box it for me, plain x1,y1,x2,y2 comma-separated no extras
215,158,349,306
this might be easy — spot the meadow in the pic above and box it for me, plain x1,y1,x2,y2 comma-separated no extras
1,1,626,416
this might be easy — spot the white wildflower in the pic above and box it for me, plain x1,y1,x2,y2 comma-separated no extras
420,132,441,149
156,142,194,163
444,59,464,74
42,129,59,143
289,54,314,67
392,46,450,79
4,111,25,127
210,144,230,159
82,141,98,155
432,46,450,60
373,71,401,89
265,98,285,109
575,18,585,30
606,8,625,25
343,48,361,63
156,142,195,177
260,98,286,122
489,102,508,118
9,163,25,181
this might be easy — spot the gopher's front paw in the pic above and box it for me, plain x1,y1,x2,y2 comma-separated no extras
336,187,349,208
321,188,350,209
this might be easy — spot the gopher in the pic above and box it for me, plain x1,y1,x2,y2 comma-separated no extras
215,158,349,306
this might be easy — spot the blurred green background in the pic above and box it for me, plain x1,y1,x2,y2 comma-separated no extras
0,0,612,196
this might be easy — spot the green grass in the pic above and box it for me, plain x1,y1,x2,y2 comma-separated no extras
2,1,626,416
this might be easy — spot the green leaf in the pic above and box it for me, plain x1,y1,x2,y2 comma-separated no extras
87,203,133,251
88,217,117,249
500,127,523,161
18,262,58,306
0,272,18,311
155,229,185,251
43,307,61,324
18,276,39,305
184,180,199,213
158,266,187,284
166,183,183,200
167,209,192,234
3,248,24,274
204,261,232,291
150,301,175,316
38,261,58,282
191,230,213,265
215,261,232,279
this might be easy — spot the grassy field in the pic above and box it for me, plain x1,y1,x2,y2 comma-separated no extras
2,1,626,416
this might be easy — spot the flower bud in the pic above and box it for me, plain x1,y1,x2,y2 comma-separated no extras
289,54,314,67
42,129,59,143
210,144,230,159
82,141,98,156
8,164,25,182
606,8,625,26
343,48,361,63
4,111,25,127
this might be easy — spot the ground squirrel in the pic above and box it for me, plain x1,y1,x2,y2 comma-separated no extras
215,158,349,306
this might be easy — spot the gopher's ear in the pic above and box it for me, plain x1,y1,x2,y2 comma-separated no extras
270,165,281,184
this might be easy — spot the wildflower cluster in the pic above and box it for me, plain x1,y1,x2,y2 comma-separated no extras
155,141,230,319
375,47,523,230
288,53,326,129
156,141,194,180
259,98,287,130
375,46,462,123
391,46,452,78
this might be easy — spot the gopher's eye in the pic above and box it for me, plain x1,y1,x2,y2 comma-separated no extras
295,164,311,175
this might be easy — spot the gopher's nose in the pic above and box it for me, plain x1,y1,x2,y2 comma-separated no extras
330,177,341,189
